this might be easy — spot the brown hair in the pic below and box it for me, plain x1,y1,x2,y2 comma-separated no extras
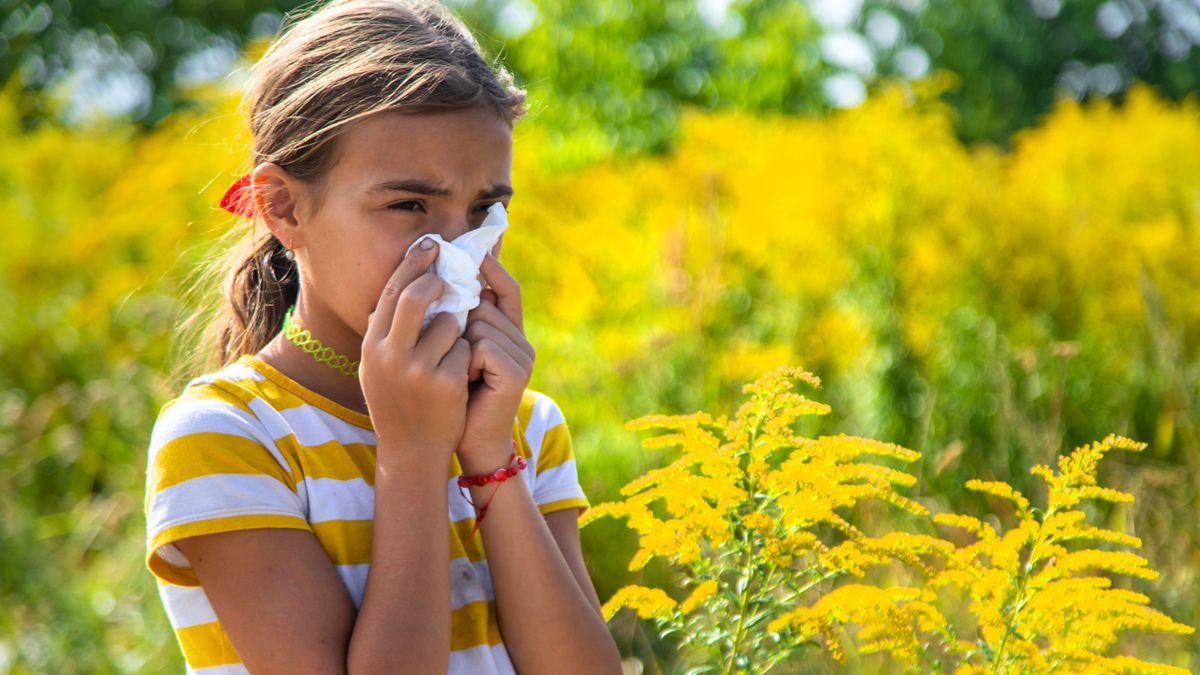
170,0,527,385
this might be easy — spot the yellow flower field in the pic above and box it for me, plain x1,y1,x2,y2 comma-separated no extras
1,65,1196,671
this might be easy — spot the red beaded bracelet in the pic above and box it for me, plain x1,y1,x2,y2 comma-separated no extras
457,451,527,487
458,441,528,536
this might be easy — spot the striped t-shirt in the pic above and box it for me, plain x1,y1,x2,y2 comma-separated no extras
143,353,590,674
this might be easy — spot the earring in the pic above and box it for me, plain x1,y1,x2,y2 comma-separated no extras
284,248,295,262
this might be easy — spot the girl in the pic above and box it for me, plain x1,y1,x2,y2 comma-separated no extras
143,1,623,673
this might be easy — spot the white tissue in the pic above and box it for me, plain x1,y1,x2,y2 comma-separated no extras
406,201,510,337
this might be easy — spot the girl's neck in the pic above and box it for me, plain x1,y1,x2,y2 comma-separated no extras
257,331,370,417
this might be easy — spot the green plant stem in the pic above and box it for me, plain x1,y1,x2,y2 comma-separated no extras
721,401,766,675
922,606,965,673
991,506,1054,669
762,561,837,603
722,540,757,675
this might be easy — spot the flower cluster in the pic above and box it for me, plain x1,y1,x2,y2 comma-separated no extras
583,365,954,671
585,365,1194,673
918,433,1195,672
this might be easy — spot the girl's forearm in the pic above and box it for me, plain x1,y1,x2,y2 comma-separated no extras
347,449,453,675
464,451,623,675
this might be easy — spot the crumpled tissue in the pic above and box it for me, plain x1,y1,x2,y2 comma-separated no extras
405,201,510,337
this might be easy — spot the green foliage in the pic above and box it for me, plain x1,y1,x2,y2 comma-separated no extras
0,0,310,129
864,0,1200,145
455,0,830,167
0,73,252,672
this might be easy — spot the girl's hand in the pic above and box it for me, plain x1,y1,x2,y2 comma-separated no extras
360,240,472,463
456,252,535,473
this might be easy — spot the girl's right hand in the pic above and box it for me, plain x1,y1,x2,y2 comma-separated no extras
360,240,471,462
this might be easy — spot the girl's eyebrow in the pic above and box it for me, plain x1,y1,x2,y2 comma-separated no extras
367,179,514,200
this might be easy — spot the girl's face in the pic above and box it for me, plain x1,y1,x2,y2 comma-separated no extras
270,106,514,339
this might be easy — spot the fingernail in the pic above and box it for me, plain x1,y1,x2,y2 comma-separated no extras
420,238,435,251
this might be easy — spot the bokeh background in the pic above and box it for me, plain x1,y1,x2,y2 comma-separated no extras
1,0,1198,672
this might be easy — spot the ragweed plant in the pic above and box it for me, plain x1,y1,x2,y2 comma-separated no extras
581,365,956,673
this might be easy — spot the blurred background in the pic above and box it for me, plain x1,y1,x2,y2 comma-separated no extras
1,0,1197,671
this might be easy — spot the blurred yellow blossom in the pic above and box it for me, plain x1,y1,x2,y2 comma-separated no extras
602,585,677,621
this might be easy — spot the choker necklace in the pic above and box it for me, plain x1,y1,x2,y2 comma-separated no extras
282,305,360,378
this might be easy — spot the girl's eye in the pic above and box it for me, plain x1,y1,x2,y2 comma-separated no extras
386,202,502,212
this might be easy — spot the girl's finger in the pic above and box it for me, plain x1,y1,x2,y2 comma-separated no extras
464,319,532,373
468,336,522,389
480,287,499,307
478,253,523,334
412,310,466,368
466,300,533,363
366,239,439,343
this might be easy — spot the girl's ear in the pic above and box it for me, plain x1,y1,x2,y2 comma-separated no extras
252,162,305,248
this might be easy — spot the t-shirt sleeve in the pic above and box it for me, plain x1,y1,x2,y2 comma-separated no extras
143,390,311,586
529,392,591,518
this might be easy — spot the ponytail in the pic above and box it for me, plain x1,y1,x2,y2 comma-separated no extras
220,225,300,362
169,218,298,387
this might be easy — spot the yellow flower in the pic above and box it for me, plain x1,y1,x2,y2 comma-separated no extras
741,511,774,534
680,580,719,614
601,585,677,622
592,366,951,667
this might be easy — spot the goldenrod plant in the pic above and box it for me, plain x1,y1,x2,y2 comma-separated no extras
581,365,956,672
585,366,1194,673
917,433,1197,673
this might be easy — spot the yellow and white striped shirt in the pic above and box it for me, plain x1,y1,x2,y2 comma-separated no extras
144,353,590,674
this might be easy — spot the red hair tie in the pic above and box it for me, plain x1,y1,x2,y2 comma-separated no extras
220,172,256,218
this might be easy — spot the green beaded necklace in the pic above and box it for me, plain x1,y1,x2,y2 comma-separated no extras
281,304,361,378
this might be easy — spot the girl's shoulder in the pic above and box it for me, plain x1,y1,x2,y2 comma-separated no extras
516,388,577,462
517,387,571,433
150,357,274,449
516,387,591,518
145,357,310,587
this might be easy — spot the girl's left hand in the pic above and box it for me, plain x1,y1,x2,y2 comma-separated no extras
456,252,535,473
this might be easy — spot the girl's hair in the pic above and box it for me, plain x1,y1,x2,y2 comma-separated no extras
171,0,527,385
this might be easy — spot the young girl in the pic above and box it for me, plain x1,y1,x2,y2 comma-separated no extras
143,1,622,672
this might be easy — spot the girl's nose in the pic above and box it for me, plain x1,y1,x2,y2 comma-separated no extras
439,217,475,244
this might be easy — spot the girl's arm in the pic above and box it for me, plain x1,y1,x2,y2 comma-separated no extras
454,252,621,674
347,449,452,673
543,508,604,616
460,450,623,675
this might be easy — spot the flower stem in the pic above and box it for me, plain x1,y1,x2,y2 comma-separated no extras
722,402,766,675
992,506,1054,669
722,539,757,674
